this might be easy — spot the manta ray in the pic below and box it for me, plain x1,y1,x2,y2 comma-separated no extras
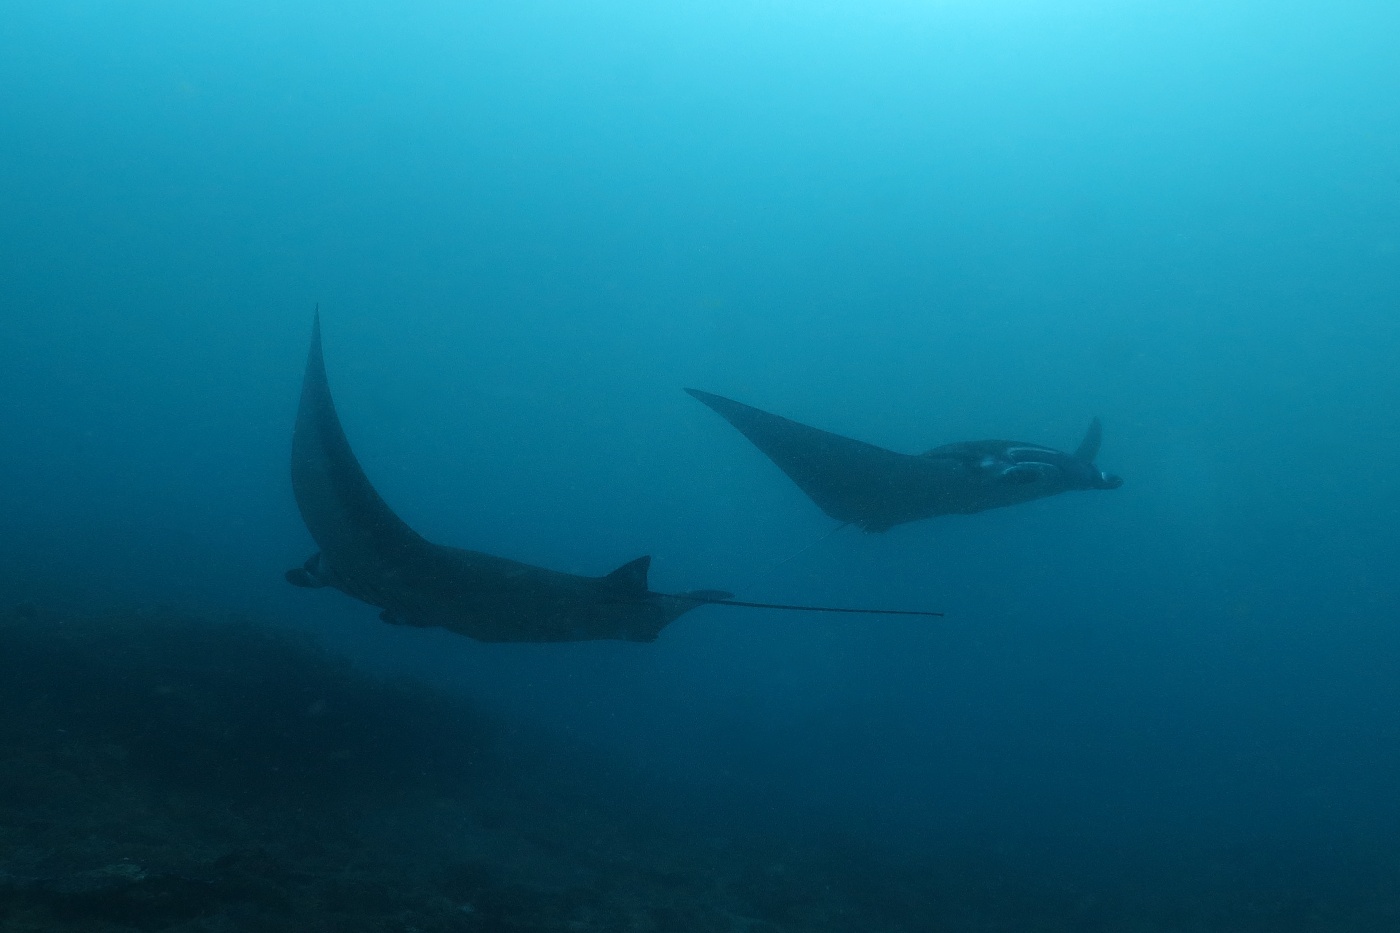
687,389,1122,533
286,316,939,642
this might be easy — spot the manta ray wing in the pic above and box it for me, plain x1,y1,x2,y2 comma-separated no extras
686,389,960,531
291,312,430,582
291,315,730,642
287,321,942,636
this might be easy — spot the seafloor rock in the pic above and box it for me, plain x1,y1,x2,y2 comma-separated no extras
8,602,1355,932
0,604,972,933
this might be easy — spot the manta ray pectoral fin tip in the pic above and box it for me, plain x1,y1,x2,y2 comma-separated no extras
301,310,331,399
683,387,716,405
685,387,735,406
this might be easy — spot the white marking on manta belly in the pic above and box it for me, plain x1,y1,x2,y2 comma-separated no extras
997,463,1053,485
1006,447,1058,461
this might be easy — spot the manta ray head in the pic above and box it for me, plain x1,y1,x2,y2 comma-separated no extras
1093,469,1124,490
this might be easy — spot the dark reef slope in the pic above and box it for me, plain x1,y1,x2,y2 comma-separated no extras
0,604,981,933
3,604,1397,932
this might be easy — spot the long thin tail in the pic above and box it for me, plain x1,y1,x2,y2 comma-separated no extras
671,593,943,618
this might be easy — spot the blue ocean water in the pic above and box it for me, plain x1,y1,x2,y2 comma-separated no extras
2,0,1398,926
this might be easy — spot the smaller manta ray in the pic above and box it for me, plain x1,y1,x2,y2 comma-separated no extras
687,389,1123,533
286,316,940,643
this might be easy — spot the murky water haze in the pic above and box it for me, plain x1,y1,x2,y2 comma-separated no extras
2,0,1399,925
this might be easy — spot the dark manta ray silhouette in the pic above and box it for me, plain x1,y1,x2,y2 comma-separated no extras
687,389,1122,533
286,316,941,643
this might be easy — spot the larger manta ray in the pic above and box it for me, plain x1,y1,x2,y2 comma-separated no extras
286,316,940,642
687,389,1122,533
286,315,733,642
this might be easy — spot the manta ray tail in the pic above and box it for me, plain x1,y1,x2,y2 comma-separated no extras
681,588,736,602
1073,417,1103,463
675,594,943,618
